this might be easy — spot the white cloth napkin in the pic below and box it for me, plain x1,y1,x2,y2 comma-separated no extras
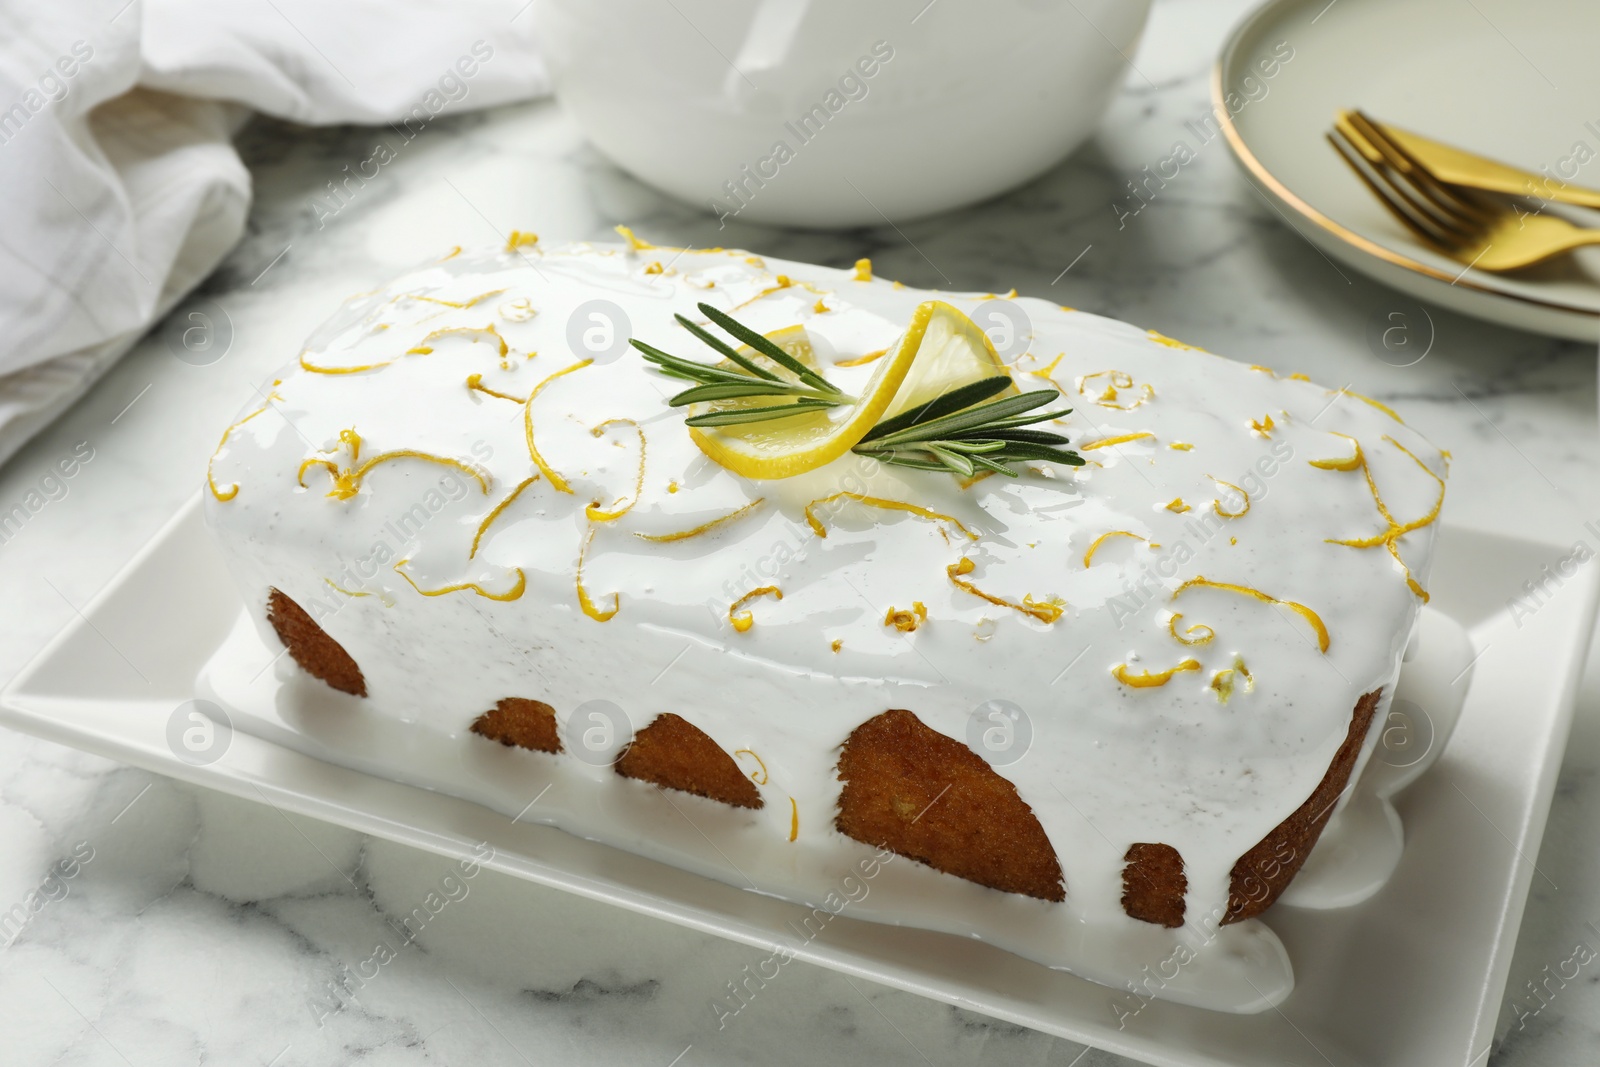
0,0,547,468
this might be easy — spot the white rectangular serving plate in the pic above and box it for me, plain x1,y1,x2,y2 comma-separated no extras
3,495,1596,1067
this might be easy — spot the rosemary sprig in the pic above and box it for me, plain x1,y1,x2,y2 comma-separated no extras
852,376,1083,478
697,303,840,395
628,303,853,425
633,306,1082,478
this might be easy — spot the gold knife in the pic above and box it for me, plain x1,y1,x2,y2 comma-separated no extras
1373,118,1600,209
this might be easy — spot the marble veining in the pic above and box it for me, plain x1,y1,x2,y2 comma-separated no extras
1,0,1598,1063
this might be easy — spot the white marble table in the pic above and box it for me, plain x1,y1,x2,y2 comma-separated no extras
2,1,1598,1063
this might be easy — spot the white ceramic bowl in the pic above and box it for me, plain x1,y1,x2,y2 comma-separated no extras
535,0,1151,228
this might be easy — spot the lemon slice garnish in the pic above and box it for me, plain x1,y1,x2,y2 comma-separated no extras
687,301,1010,480
881,303,1015,422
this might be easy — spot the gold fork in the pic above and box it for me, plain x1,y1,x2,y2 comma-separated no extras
1378,121,1600,210
1327,109,1600,272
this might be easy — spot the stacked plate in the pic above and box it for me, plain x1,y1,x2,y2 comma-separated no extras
1218,0,1600,340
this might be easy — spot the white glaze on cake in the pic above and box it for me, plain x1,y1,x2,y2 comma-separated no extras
201,238,1446,1003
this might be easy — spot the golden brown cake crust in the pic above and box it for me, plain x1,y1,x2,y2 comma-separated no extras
266,588,367,697
471,698,562,753
1223,687,1383,923
1122,843,1187,927
259,577,1380,923
834,708,1065,902
615,713,764,809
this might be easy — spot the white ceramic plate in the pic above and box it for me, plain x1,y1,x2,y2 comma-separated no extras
3,497,1596,1067
1217,0,1600,340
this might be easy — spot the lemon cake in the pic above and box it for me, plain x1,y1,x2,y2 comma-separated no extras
202,234,1446,1000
